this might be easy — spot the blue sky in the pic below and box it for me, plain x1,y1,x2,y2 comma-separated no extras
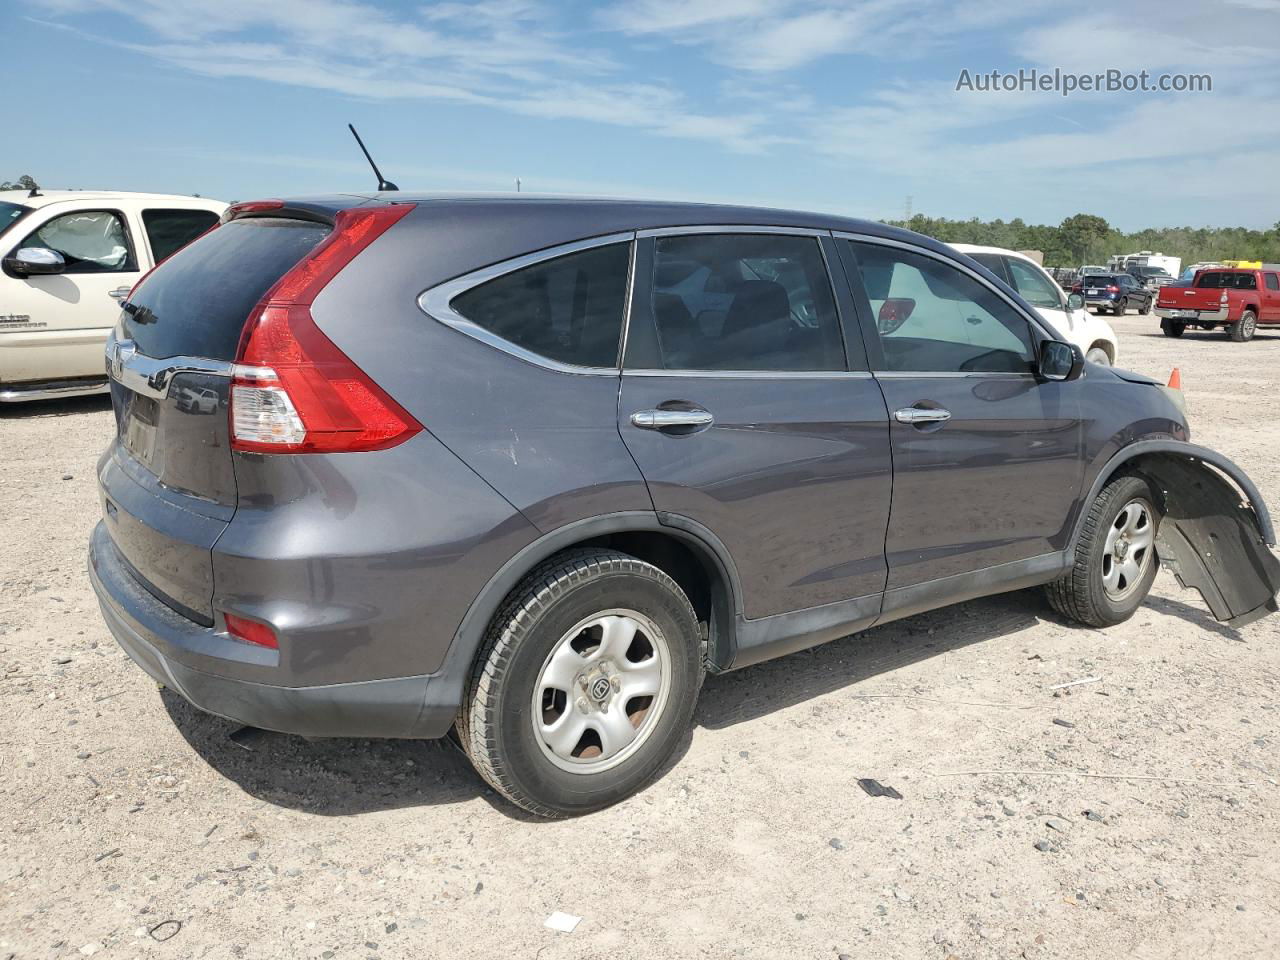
8,0,1280,230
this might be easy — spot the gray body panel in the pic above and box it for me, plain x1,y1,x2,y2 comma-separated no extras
87,194,1280,739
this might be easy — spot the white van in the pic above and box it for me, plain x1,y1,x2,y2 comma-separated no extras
952,244,1119,365
0,190,226,401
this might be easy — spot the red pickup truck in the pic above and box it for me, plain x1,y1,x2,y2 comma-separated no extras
1156,266,1280,341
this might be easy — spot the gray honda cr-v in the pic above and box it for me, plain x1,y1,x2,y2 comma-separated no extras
90,194,1280,817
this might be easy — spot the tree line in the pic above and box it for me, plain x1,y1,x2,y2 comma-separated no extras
885,212,1280,269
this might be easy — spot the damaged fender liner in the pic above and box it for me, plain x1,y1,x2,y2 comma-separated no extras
1080,441,1280,627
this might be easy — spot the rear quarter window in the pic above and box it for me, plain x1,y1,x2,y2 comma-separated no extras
124,217,329,361
448,242,631,368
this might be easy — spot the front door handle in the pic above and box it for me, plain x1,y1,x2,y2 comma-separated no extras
895,406,951,425
108,286,132,301
631,408,714,430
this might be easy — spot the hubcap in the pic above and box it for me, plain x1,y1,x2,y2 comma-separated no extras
531,609,671,774
1101,499,1154,601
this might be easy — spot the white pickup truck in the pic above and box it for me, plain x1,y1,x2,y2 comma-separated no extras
0,190,226,401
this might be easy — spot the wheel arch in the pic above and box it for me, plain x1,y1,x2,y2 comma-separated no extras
446,512,742,683
1086,339,1115,363
1074,440,1274,550
1071,440,1280,628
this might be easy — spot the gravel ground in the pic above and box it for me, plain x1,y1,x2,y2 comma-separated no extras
2,313,1278,959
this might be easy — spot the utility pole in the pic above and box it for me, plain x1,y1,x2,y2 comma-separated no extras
515,177,521,193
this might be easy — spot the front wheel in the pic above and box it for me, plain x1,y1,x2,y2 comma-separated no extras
1085,346,1112,365
1140,297,1152,315
1046,475,1160,628
458,549,704,817
1160,319,1185,338
1231,310,1258,342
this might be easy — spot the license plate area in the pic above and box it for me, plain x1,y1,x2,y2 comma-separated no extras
122,394,159,469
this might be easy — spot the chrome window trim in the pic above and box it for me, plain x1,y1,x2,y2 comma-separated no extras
638,224,829,239
624,369,873,380
873,370,1036,380
833,230,1055,342
417,231,636,377
108,338,232,399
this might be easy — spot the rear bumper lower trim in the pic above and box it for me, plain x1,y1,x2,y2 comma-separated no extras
89,523,457,739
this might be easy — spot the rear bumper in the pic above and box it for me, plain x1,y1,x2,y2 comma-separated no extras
1156,306,1229,323
0,378,109,402
88,522,458,739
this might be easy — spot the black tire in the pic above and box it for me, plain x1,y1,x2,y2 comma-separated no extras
458,548,704,818
1231,310,1258,342
1045,475,1160,628
1140,296,1152,315
1160,319,1185,338
1112,298,1126,316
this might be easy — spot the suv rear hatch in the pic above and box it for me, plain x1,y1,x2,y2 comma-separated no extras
100,213,334,623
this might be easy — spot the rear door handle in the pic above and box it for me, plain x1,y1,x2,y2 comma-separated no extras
895,406,951,425
108,286,132,301
631,409,714,430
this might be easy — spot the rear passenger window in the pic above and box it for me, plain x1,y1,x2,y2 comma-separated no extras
142,208,220,262
847,241,1035,374
640,233,844,371
1266,273,1279,291
450,243,630,368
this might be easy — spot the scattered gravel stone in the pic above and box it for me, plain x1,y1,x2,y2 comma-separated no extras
1046,817,1071,833
829,838,845,850
1084,809,1105,823
1052,718,1075,728
1034,840,1053,852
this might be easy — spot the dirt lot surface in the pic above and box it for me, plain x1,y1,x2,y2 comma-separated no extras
2,314,1279,960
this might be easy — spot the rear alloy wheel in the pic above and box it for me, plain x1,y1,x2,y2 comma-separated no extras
1046,475,1160,628
1160,319,1185,338
1085,346,1112,366
1231,310,1258,342
458,549,704,817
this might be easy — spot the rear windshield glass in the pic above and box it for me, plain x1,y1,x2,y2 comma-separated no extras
123,217,329,360
1082,275,1116,284
1196,271,1257,289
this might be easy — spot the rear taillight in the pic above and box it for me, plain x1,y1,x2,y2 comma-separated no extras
1107,285,1119,293
229,204,421,454
224,612,278,649
1221,292,1229,305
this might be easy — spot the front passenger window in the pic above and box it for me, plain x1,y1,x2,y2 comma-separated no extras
1005,257,1062,310
20,210,136,273
846,241,1035,374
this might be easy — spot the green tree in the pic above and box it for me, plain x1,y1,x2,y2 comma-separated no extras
0,174,39,192
1058,213,1111,266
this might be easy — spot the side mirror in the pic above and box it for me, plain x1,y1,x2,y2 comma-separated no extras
4,247,66,276
1065,292,1085,311
1039,340,1084,382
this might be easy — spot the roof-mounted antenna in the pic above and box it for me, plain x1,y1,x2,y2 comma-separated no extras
347,123,399,192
